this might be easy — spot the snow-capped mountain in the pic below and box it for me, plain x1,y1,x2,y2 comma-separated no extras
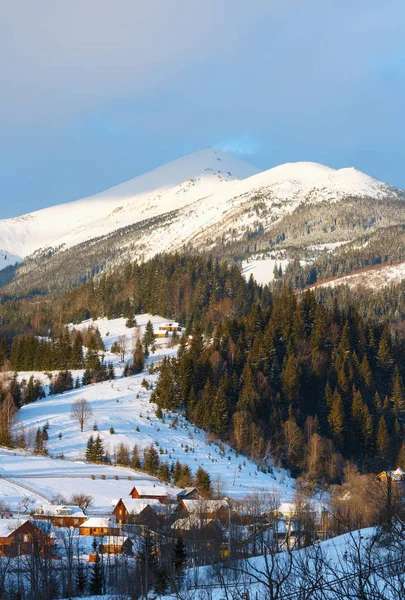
0,148,403,293
0,148,259,262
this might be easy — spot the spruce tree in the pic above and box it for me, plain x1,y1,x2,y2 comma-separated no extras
195,466,212,497
132,339,145,374
376,416,390,462
89,554,103,595
328,389,344,447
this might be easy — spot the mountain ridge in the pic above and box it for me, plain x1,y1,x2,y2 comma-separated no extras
1,148,404,295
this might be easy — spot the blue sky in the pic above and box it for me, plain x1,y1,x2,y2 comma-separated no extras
1,0,404,218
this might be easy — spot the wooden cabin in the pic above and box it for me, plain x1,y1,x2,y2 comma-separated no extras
158,323,181,332
155,331,168,339
377,467,405,484
99,535,133,555
176,487,199,501
79,517,120,537
0,519,54,557
34,505,86,527
112,498,162,525
129,484,168,503
178,499,230,522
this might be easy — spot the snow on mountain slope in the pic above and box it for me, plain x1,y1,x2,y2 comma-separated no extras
0,148,259,260
1,150,400,269
5,314,294,511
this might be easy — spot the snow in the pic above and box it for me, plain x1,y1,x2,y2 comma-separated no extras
242,257,290,285
0,148,259,260
0,314,295,515
316,261,405,291
79,517,116,529
0,518,28,537
0,149,399,269
118,498,161,514
129,484,168,497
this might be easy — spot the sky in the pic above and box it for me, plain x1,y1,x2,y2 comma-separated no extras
1,0,404,218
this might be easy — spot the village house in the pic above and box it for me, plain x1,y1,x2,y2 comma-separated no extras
176,487,200,501
377,467,405,485
177,499,232,524
99,535,133,555
79,517,120,537
112,498,162,525
0,519,54,557
129,484,168,503
34,504,86,527
155,330,168,339
158,322,182,332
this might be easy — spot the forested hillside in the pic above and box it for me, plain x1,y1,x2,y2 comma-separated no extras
151,287,405,481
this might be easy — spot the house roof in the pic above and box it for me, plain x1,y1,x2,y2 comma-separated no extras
0,519,29,538
80,517,116,529
131,484,168,497
34,505,85,518
278,503,295,516
177,487,197,498
118,498,161,514
101,536,131,546
180,499,228,513
171,516,214,531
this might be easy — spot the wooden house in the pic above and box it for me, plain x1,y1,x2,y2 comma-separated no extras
158,323,181,332
112,498,162,525
0,519,54,557
155,330,168,339
99,535,133,555
79,517,120,537
176,487,199,501
34,505,86,527
129,484,168,503
178,499,231,523
377,467,405,484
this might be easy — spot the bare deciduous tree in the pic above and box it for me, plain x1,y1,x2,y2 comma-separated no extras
71,398,93,433
70,493,93,510
117,335,128,362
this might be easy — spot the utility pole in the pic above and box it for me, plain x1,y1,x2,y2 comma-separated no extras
228,498,232,559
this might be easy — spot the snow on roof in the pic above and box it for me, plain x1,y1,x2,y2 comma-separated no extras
101,535,130,546
180,499,228,513
177,487,197,498
119,498,161,514
80,517,116,529
35,505,85,518
278,502,296,515
131,484,168,497
171,516,214,531
0,518,28,538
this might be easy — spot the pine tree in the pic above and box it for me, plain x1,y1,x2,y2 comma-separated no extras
397,443,405,470
328,389,344,447
391,366,405,413
173,536,187,579
143,320,156,354
93,434,105,462
86,435,95,461
132,339,145,374
131,444,141,470
89,554,103,595
76,560,87,595
376,416,390,462
143,445,160,474
195,466,211,497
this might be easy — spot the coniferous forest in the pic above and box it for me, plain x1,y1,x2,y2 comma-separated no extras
1,253,405,484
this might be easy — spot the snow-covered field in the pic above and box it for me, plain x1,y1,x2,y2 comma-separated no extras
242,257,290,285
316,261,405,291
1,314,294,515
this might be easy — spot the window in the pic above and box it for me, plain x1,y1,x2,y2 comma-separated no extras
58,518,63,525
